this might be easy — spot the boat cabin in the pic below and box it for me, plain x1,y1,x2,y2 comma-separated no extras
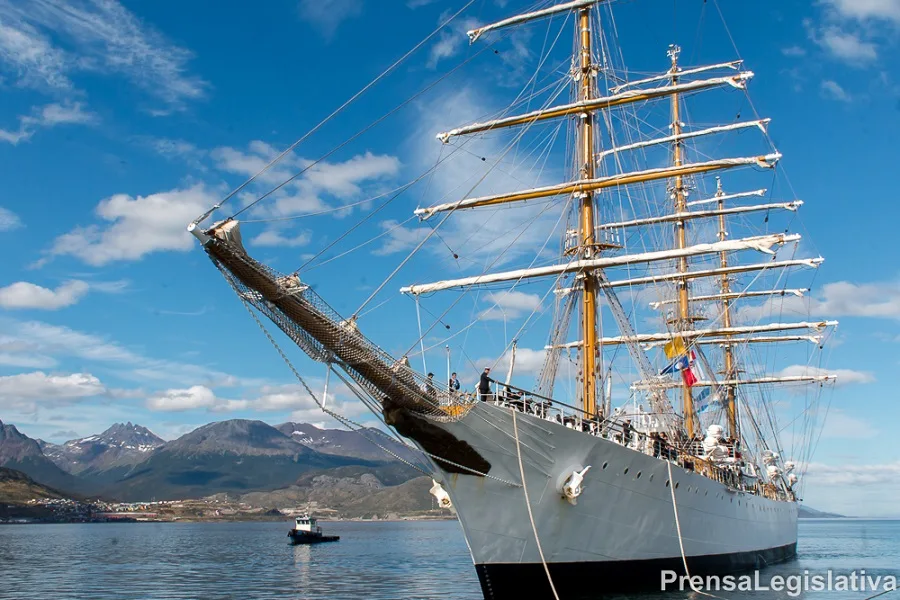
293,515,320,534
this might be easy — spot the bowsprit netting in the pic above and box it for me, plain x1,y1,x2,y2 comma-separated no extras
198,220,454,419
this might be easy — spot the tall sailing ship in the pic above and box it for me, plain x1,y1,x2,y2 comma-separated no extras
188,1,837,598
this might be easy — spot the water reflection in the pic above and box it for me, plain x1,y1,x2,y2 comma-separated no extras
0,520,896,599
292,543,312,593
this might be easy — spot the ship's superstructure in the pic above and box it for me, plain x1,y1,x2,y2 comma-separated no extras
188,2,837,598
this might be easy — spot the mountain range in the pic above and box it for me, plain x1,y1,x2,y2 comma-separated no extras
0,420,88,495
0,418,846,519
39,422,165,485
0,418,427,508
275,421,422,462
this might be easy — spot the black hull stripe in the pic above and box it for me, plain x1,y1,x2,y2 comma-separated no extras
475,542,797,599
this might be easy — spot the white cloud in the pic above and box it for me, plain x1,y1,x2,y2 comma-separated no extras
477,346,547,376
813,26,877,61
805,460,900,486
46,183,218,266
0,0,207,109
145,381,368,423
88,279,130,294
479,290,542,321
0,336,58,369
735,279,900,322
0,100,95,145
250,228,312,247
778,364,875,386
822,0,900,24
0,13,71,89
372,219,426,256
142,137,206,168
9,320,141,364
0,371,105,410
407,87,565,266
304,152,401,198
427,30,461,69
0,280,89,310
0,207,22,231
781,46,807,57
0,353,57,369
211,143,294,186
814,280,900,318
253,385,315,412
212,142,400,218
0,318,259,389
817,409,877,439
298,0,363,39
147,385,217,411
821,79,852,101
425,15,480,70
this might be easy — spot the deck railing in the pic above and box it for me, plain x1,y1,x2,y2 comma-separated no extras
436,379,794,502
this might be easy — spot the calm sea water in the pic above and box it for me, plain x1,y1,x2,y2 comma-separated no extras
0,519,897,600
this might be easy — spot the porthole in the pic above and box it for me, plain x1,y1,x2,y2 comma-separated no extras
665,480,670,487
704,490,708,496
623,467,629,475
674,482,680,489
635,471,642,479
649,474,654,481
602,462,608,469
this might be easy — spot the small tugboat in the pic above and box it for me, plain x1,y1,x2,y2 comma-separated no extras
287,514,339,545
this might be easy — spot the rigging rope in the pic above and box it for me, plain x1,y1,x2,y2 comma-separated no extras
352,12,574,319
353,96,568,320
511,407,560,600
223,260,523,486
192,0,479,224
415,296,428,375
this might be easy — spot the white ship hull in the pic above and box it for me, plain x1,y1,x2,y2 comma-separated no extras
424,402,797,599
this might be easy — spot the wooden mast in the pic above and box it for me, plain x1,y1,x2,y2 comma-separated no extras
577,6,599,418
716,177,739,438
669,44,696,438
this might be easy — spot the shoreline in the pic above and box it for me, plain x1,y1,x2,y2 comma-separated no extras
1,513,457,525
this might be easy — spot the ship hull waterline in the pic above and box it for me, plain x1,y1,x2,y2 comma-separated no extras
287,532,340,545
410,402,798,600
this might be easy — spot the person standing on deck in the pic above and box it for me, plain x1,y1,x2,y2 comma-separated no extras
424,372,435,398
478,367,492,401
449,372,460,392
622,419,633,447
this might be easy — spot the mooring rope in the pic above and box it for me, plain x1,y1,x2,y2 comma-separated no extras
511,407,560,600
667,459,722,599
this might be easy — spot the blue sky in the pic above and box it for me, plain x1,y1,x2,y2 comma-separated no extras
1,0,899,516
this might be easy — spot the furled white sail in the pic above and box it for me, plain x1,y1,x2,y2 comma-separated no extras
641,335,822,350
436,73,754,143
603,257,823,289
631,374,837,390
597,201,801,231
467,0,606,43
610,60,743,92
686,189,766,208
401,233,798,295
557,320,839,347
596,120,770,161
546,334,823,351
648,288,807,309
415,154,779,219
